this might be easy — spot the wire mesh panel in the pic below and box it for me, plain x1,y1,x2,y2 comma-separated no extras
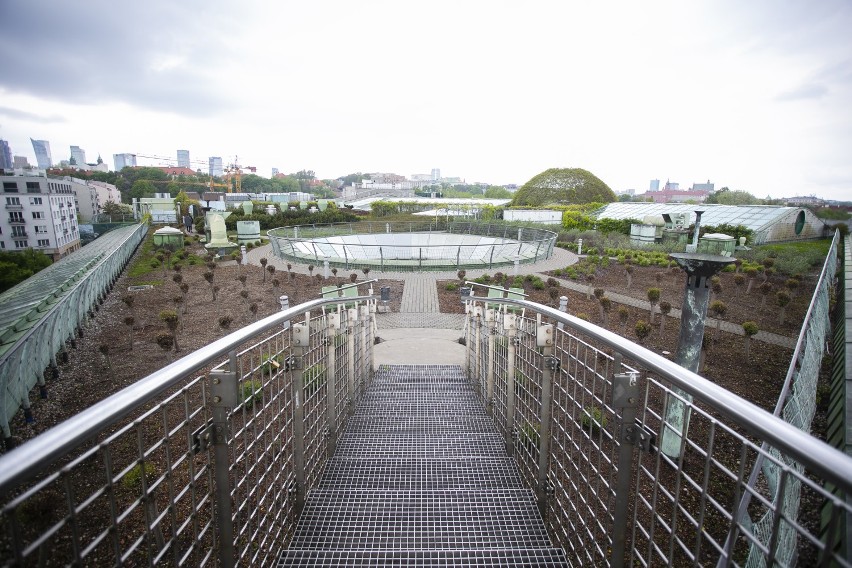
0,297,364,567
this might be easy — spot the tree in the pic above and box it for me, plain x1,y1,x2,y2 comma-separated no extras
598,296,611,326
647,288,661,324
0,250,53,293
585,273,595,299
624,264,634,289
709,300,727,345
634,320,651,344
776,290,791,324
734,274,745,296
618,306,630,335
705,188,762,205
127,180,157,202
759,282,773,308
658,301,672,336
742,321,759,359
267,265,276,282
124,316,135,350
159,310,180,352
510,168,616,206
744,267,758,294
101,200,132,216
259,257,268,283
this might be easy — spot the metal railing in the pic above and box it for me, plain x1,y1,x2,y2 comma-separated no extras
464,295,852,567
0,293,377,567
267,221,557,272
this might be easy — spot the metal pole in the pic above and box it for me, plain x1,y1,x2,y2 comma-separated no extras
536,325,555,514
359,305,370,388
486,310,496,416
326,313,339,457
291,325,309,515
557,296,568,330
347,309,357,414
504,313,518,456
610,371,642,568
209,350,239,568
473,307,482,394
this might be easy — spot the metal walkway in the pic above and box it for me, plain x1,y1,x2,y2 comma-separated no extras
279,364,568,566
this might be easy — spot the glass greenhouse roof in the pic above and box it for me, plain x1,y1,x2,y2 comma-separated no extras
0,225,142,355
594,203,799,232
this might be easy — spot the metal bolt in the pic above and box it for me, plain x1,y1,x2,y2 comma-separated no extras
213,396,221,403
213,378,220,384
628,397,636,404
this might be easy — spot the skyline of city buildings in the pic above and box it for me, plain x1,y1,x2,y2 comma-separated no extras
70,145,86,167
30,139,52,169
177,149,190,168
113,153,137,171
0,140,12,170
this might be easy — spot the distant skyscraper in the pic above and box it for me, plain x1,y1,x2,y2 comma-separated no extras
271,167,279,177
177,149,190,168
113,153,137,171
31,139,52,169
431,168,441,181
0,140,12,170
13,156,29,169
692,180,715,192
664,180,679,191
649,179,660,192
70,145,87,166
209,156,223,177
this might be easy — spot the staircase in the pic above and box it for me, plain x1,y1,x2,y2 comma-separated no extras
279,364,568,566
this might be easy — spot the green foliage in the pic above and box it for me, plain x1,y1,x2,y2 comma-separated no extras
122,462,157,490
0,249,53,293
812,207,850,220
595,217,639,235
634,320,651,342
647,288,661,303
742,321,759,336
511,168,616,207
241,380,264,409
445,282,459,291
700,223,754,243
705,188,762,205
223,204,357,231
581,406,608,431
519,422,540,452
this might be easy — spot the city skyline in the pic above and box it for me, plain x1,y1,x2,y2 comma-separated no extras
1,1,850,200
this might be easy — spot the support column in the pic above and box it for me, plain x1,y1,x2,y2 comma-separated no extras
610,370,642,568
347,308,357,412
209,351,239,568
504,313,518,455
536,324,556,514
291,324,309,515
486,309,496,415
325,313,340,457
473,307,482,392
359,305,370,388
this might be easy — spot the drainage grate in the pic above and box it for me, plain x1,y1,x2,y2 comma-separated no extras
280,364,568,567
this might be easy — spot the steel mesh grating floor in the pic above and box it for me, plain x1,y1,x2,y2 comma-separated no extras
280,364,568,567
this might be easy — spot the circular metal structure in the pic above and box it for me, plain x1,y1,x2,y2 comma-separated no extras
268,221,557,272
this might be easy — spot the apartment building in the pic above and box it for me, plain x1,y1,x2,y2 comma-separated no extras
1,174,81,260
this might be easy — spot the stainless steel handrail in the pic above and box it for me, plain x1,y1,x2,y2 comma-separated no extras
0,295,373,496
475,296,852,494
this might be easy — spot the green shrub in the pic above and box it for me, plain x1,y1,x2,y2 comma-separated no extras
241,380,264,409
445,282,459,291
581,406,607,431
303,364,327,397
122,462,157,490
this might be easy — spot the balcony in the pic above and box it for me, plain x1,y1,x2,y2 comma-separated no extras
0,234,848,567
7,217,25,225
4,203,23,210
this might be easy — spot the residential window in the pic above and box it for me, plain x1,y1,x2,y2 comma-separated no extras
32,211,44,219
35,225,47,234
37,239,49,247
3,182,18,192
9,211,23,222
11,226,26,237
14,240,28,249
26,181,40,192
5,197,20,206
0,242,4,249
30,197,43,205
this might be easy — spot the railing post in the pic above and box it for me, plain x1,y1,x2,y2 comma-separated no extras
359,305,370,387
556,296,568,330
486,308,496,415
473,306,482,391
291,323,309,515
325,313,340,457
347,308,358,414
536,324,555,514
208,350,239,568
610,370,643,568
504,313,518,456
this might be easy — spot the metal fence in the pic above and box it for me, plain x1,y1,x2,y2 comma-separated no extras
267,221,557,272
464,294,852,567
0,293,376,567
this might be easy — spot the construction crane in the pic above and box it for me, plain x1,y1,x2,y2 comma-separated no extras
222,156,257,193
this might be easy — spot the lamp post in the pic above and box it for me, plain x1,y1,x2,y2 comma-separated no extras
660,252,734,460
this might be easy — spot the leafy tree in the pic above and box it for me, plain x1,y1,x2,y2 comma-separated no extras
259,257,268,282
744,267,758,294
624,264,634,289
647,288,661,323
705,188,762,205
776,290,791,324
742,321,759,359
101,200,133,216
618,306,630,335
759,282,773,307
709,300,727,345
733,274,745,296
159,310,180,352
658,301,672,335
634,320,651,344
785,278,799,298
0,250,53,292
598,296,611,326
127,180,157,203
510,168,616,206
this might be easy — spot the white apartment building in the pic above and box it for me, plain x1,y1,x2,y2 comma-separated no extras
65,177,122,222
1,174,81,260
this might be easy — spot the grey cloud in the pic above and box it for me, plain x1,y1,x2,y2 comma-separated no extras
775,83,828,102
0,106,66,123
0,0,237,116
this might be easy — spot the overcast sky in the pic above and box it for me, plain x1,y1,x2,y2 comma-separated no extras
1,0,850,200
